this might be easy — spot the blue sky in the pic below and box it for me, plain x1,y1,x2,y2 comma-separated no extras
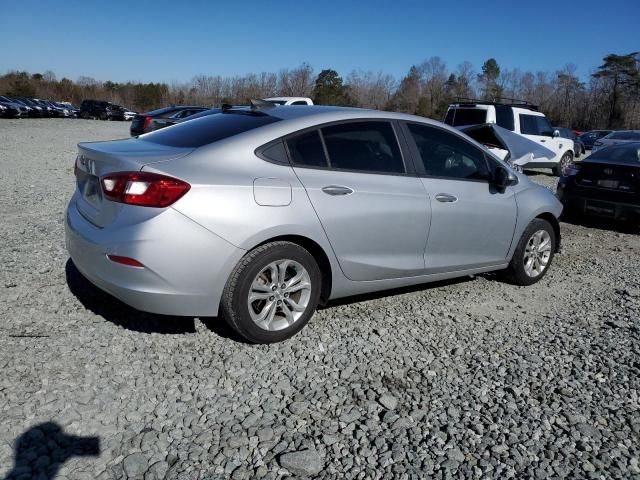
1,0,638,84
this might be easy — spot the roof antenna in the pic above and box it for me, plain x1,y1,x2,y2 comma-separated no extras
250,99,275,110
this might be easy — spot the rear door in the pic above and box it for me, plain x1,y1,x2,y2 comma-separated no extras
403,122,517,272
288,121,430,281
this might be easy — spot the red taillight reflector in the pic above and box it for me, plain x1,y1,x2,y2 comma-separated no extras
107,255,144,268
101,171,190,208
143,115,152,130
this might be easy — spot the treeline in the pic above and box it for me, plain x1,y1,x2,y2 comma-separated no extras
1,52,638,129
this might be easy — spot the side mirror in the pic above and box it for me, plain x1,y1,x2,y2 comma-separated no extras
493,165,519,189
552,129,560,138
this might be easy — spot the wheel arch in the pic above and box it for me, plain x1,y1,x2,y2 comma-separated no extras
252,234,333,305
536,212,561,253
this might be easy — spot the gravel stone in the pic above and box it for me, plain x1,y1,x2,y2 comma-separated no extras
279,448,323,476
1,122,639,480
378,394,398,410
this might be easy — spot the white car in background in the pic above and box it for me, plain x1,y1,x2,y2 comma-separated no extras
445,99,574,175
264,96,314,106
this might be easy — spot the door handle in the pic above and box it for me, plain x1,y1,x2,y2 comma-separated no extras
322,185,353,196
435,193,458,203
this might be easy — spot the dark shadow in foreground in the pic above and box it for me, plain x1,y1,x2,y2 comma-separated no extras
3,422,99,480
65,259,243,341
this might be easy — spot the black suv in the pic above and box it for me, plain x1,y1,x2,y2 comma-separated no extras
80,100,126,120
130,105,208,136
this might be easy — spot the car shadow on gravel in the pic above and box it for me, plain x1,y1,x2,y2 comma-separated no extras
322,276,473,309
3,422,99,480
65,259,244,340
560,214,640,235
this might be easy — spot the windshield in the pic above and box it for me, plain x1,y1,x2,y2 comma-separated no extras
607,131,640,141
589,143,640,164
140,111,281,148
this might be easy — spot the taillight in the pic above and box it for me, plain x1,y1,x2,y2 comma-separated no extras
142,116,152,130
101,172,190,208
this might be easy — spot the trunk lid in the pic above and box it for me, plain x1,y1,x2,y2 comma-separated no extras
74,138,193,227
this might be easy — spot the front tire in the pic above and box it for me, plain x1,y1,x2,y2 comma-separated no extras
221,241,322,343
503,219,556,286
553,152,573,176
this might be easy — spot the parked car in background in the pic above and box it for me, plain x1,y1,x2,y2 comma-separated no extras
579,130,613,150
592,130,640,153
554,127,585,157
80,100,126,120
4,97,38,117
0,103,16,118
444,98,574,175
0,97,31,117
264,97,314,106
557,142,640,221
67,103,562,343
130,105,208,136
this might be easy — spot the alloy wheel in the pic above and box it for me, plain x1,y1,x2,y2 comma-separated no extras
523,230,552,278
247,259,312,331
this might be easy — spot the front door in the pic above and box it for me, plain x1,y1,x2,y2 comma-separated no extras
286,121,430,281
403,122,518,272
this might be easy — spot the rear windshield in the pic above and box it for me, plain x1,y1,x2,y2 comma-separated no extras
140,111,281,148
607,131,640,140
589,143,640,164
444,108,487,127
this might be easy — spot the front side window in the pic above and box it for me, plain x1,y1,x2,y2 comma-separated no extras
535,116,553,137
407,123,490,181
321,122,405,174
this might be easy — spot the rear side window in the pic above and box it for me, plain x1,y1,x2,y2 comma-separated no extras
291,101,308,105
407,123,490,181
286,130,328,167
519,114,538,135
495,105,514,131
444,108,487,127
140,112,281,147
321,122,405,174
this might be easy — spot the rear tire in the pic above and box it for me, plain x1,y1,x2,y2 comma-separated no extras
502,218,556,286
221,241,322,343
553,152,573,176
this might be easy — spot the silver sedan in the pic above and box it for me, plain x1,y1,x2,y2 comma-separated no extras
66,104,563,343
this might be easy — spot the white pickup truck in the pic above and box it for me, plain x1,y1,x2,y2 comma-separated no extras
444,99,574,176
263,97,314,106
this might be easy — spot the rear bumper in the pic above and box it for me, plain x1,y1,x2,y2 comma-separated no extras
557,182,640,220
65,196,246,316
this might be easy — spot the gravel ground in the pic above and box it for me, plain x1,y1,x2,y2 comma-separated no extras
1,119,639,480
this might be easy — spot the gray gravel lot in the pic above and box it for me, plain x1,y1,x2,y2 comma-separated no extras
1,119,639,479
